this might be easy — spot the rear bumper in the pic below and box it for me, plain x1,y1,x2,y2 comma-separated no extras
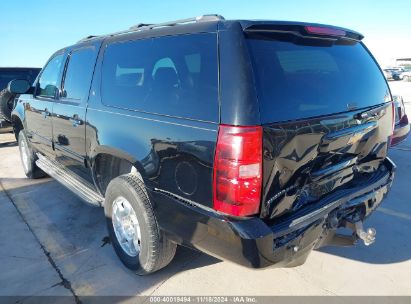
151,158,396,268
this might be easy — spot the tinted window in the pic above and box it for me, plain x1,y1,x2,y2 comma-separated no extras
0,68,40,90
63,47,96,101
247,35,390,123
101,33,218,122
37,55,64,98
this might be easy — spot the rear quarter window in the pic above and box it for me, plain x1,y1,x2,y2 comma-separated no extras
246,35,390,123
101,33,219,122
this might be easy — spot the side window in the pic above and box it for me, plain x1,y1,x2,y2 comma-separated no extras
37,54,64,98
63,47,96,101
101,33,218,122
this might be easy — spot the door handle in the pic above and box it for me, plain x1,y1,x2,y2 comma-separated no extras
41,109,50,118
69,115,82,127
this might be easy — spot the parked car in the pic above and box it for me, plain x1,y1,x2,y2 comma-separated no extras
0,67,41,123
391,95,410,146
384,68,402,80
400,67,411,82
383,69,393,80
10,15,396,274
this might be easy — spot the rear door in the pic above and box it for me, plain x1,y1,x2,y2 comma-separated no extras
26,53,65,158
244,26,393,219
52,44,98,181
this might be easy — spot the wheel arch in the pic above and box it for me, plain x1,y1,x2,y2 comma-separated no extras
11,100,26,138
11,113,24,141
90,147,146,196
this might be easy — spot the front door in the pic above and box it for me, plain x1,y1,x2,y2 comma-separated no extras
25,53,65,158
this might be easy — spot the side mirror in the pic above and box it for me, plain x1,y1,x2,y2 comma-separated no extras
8,79,31,94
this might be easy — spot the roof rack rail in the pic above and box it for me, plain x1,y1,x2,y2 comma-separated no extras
129,14,224,30
77,35,99,43
77,14,224,43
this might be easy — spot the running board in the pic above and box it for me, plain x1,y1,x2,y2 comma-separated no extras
36,153,104,207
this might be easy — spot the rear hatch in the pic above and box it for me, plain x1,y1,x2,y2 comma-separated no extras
244,23,394,220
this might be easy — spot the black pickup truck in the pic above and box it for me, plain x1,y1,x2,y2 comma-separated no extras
10,15,396,275
0,67,40,132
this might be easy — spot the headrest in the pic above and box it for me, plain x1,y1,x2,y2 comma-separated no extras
153,67,178,87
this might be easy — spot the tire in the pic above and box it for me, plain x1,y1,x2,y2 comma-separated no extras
404,75,410,82
0,88,16,122
18,130,46,179
104,174,177,275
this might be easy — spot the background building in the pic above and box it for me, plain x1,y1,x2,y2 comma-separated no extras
396,58,411,67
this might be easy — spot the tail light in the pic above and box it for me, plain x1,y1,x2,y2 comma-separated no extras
396,97,408,125
399,114,409,126
213,125,263,216
389,101,396,146
304,26,346,37
391,101,395,135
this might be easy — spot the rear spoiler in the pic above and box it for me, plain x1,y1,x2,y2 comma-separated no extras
241,21,364,41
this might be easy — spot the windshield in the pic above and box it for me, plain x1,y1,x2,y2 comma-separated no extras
246,33,390,123
0,69,40,91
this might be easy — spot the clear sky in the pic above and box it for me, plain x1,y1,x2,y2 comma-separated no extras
0,0,410,68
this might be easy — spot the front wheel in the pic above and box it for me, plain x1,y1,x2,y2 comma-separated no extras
104,174,177,275
18,130,46,179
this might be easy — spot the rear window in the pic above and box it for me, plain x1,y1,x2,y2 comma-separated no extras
246,34,390,123
101,33,218,122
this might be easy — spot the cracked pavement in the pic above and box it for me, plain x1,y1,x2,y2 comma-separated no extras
0,82,410,301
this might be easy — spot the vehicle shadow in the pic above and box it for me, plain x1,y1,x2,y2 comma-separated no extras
0,141,17,148
0,177,220,297
319,136,411,264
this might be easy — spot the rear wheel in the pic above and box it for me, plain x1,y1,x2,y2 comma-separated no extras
403,75,410,82
18,130,46,179
104,174,176,275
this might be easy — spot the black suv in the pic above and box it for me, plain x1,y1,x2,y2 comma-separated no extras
10,15,396,274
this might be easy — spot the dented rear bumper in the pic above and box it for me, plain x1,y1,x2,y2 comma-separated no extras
152,158,395,268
